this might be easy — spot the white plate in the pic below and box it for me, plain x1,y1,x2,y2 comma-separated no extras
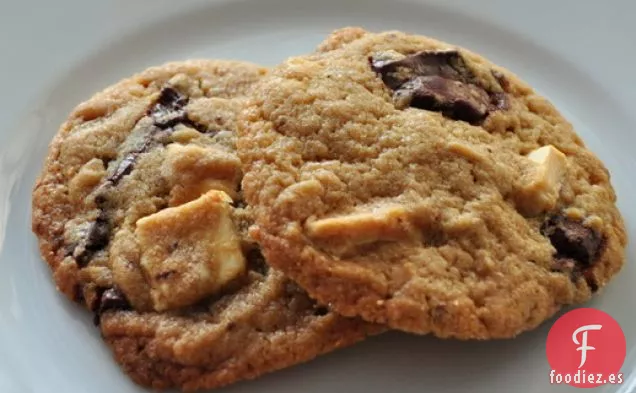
0,1,634,392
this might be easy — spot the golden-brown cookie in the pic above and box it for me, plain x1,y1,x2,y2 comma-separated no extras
32,60,379,391
238,28,627,339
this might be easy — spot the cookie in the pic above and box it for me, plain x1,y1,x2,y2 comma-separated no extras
237,28,627,339
32,60,379,391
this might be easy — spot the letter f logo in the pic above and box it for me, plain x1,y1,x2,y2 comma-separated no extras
572,324,602,368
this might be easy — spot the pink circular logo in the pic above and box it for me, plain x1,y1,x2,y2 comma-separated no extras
546,308,626,388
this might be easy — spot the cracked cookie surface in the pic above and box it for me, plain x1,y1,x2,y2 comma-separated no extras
32,60,378,391
238,28,627,339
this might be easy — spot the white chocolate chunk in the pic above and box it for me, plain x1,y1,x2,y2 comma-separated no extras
527,145,565,166
518,145,567,215
162,143,242,205
447,141,486,162
306,205,412,244
135,190,245,311
527,145,567,191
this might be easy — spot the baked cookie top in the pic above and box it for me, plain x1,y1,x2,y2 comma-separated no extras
32,60,377,391
238,28,627,339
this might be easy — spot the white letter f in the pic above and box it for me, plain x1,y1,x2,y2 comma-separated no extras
572,324,602,368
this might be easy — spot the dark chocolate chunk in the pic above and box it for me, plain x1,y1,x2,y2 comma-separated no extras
148,87,189,129
541,215,603,266
542,215,604,291
93,287,131,325
397,75,491,125
102,124,162,187
150,87,210,132
102,88,208,187
313,305,329,316
106,152,139,184
157,86,187,107
99,287,131,312
370,50,509,124
74,212,110,267
105,132,160,186
103,133,153,186
86,214,110,249
246,248,269,276
371,50,473,89
73,246,93,267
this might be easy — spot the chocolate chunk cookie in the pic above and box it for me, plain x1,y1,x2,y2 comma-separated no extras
32,60,379,391
238,28,627,339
